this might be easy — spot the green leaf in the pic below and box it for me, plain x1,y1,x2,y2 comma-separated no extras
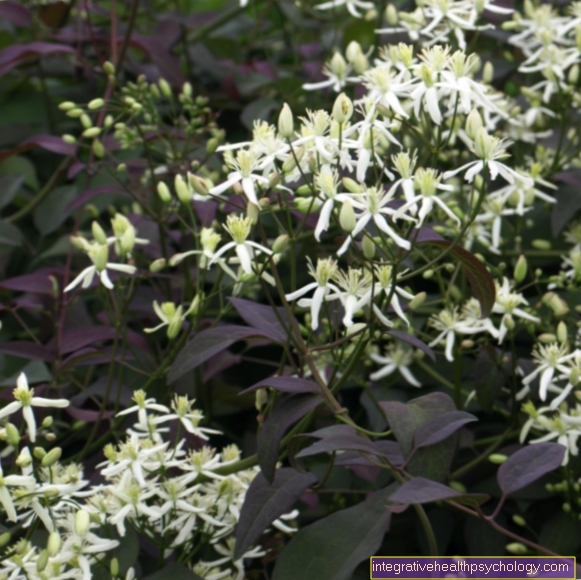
33,185,77,235
272,484,396,580
0,220,21,247
539,512,581,554
0,174,24,209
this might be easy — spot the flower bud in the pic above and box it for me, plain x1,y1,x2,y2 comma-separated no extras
255,388,268,411
92,221,108,244
66,108,84,118
206,137,221,154
6,423,20,447
474,0,485,13
34,446,47,460
465,108,483,141
342,177,363,193
268,172,282,189
272,234,289,254
74,509,91,537
502,314,515,330
103,61,115,75
167,315,182,339
92,244,109,272
408,292,426,310
41,447,62,467
568,64,579,85
461,339,475,349
385,4,398,25
175,174,191,204
346,41,362,63
532,239,551,250
570,367,580,387
278,103,294,138
563,502,572,513
513,254,527,283
37,549,49,573
159,78,172,98
449,481,467,494
247,202,260,225
538,333,557,343
512,514,526,527
92,140,105,158
557,321,568,343
16,448,32,468
506,542,527,555
58,101,76,111
332,93,353,124
83,127,102,139
542,292,570,316
157,181,171,202
0,532,11,548
62,134,77,144
488,453,508,464
87,98,105,110
362,235,376,259
423,269,434,279
149,258,167,273
111,557,119,577
295,184,315,196
339,200,356,232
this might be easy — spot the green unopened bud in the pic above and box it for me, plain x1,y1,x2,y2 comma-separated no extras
82,127,102,139
16,449,32,468
332,93,353,124
58,101,76,111
408,292,426,310
47,531,61,557
42,416,53,429
33,447,47,460
514,255,527,283
465,108,483,141
255,387,268,411
570,367,580,387
385,4,398,25
532,239,551,250
576,24,581,52
512,514,526,527
282,146,304,172
568,64,579,85
6,423,20,447
563,502,572,513
542,292,570,316
91,221,108,244
175,174,191,204
92,140,105,158
423,269,434,279
157,181,171,202
294,197,316,213
41,447,62,467
489,453,508,464
272,234,289,254
62,134,77,144
167,315,182,339
92,244,109,271
80,114,93,129
339,200,356,232
268,172,282,189
0,532,11,548
538,333,557,343
36,549,49,573
502,314,515,330
449,481,467,494
557,321,568,343
506,542,527,555
149,258,167,273
110,557,119,577
103,61,115,75
87,98,105,110
74,509,91,537
188,173,210,196
342,177,363,193
247,202,260,226
474,0,485,14
66,108,84,118
461,339,475,349
159,78,172,98
473,174,484,191
295,184,314,196
278,103,294,138
362,235,376,259
206,137,220,154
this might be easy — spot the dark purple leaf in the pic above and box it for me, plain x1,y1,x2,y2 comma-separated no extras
0,267,63,294
66,407,115,422
258,394,322,483
0,2,31,27
0,342,54,361
56,347,135,371
193,200,216,227
414,411,477,449
234,467,318,560
129,35,186,87
65,186,123,213
272,484,396,580
310,424,357,438
474,345,505,412
389,478,489,508
239,376,320,396
334,441,404,468
415,227,496,318
0,42,76,77
53,326,117,356
553,169,581,187
168,325,284,384
497,443,566,496
228,297,292,343
0,134,77,163
386,330,435,362
552,185,581,236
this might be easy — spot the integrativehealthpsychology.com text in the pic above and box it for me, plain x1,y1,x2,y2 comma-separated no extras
370,557,576,579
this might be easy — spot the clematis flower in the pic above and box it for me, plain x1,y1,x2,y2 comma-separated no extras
0,373,69,443
0,458,35,521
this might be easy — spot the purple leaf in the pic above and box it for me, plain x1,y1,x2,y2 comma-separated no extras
415,227,496,318
129,35,186,87
0,2,31,28
271,484,396,580
234,467,318,560
0,42,76,78
553,169,581,187
228,297,292,343
334,441,404,468
239,376,320,396
0,134,77,162
55,326,118,355
66,407,115,422
389,478,489,508
0,342,54,361
258,394,322,483
168,325,284,384
414,410,477,449
386,330,435,362
0,267,63,294
65,185,123,213
497,443,566,496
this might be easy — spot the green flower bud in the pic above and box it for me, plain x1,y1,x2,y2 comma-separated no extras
41,447,62,467
385,4,398,25
62,134,77,144
465,108,483,141
557,321,568,343
110,557,119,577
149,258,167,273
514,254,527,283
92,140,105,158
489,453,508,464
6,423,20,447
47,531,61,557
563,502,572,513
82,127,102,139
278,103,294,138
58,101,77,111
423,269,434,279
512,514,526,527
206,137,220,154
342,177,363,193
0,532,11,548
272,234,289,254
295,184,315,196
159,78,172,98
33,447,47,460
188,173,210,196
339,200,356,232
103,61,115,75
505,542,527,555
570,367,580,387
87,98,105,110
91,222,107,245
542,292,570,316
268,172,282,189
538,333,558,343
80,114,93,129
532,239,552,250
362,235,376,259
332,93,353,124
92,244,109,272
175,174,191,204
408,292,426,310
66,108,84,118
74,510,91,537
282,146,304,173
157,181,171,202
37,549,49,573
449,481,467,494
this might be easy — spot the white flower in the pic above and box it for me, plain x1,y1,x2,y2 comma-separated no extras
0,373,69,443
370,344,421,386
116,389,170,429
143,299,198,338
64,241,137,292
156,396,222,440
286,258,342,331
303,52,359,92
0,458,35,521
313,0,374,18
209,215,273,275
332,267,373,328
